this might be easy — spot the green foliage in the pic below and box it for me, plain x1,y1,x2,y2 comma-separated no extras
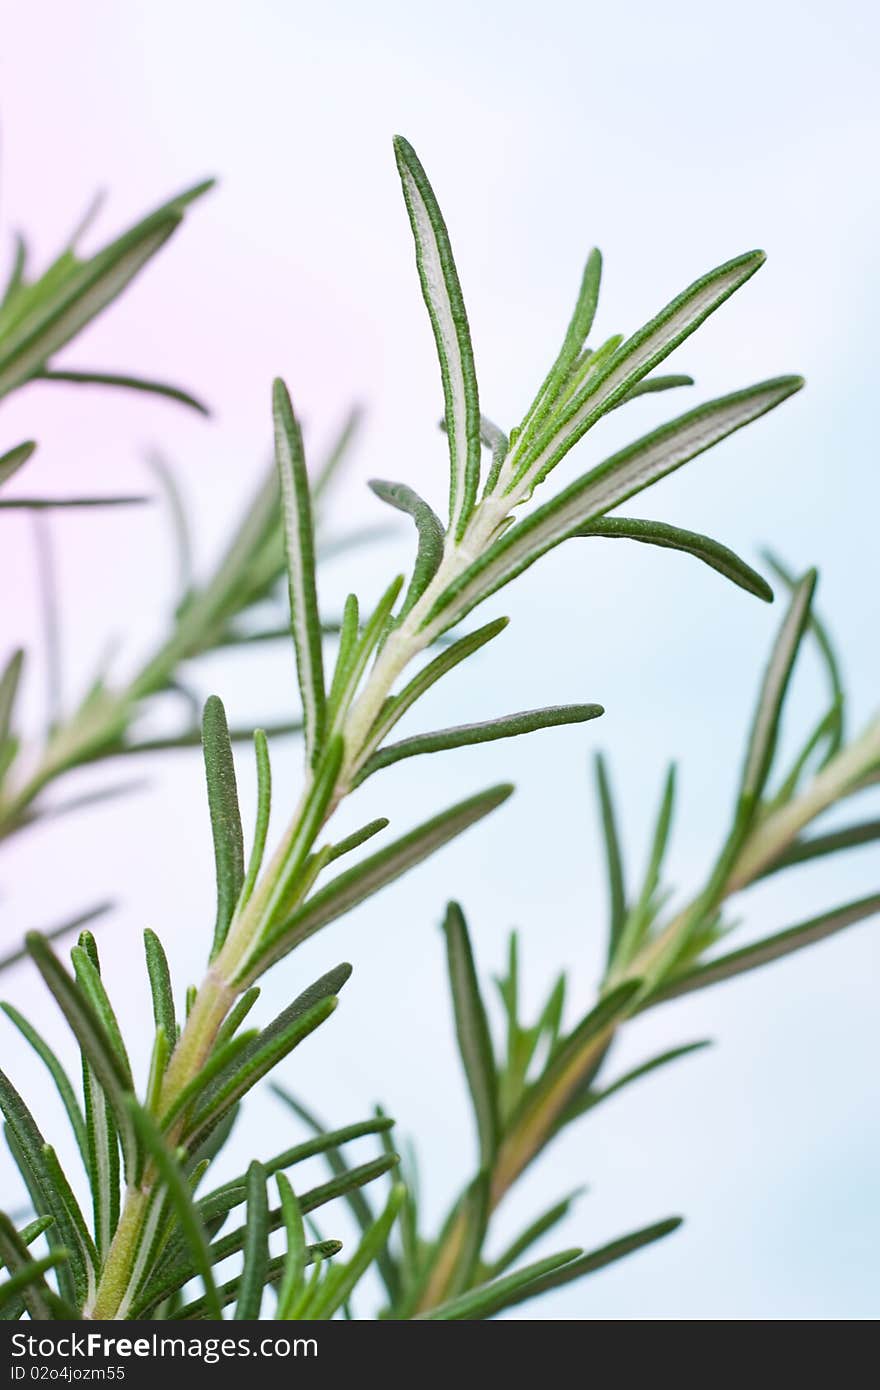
367,567,878,1319
1,132,874,1325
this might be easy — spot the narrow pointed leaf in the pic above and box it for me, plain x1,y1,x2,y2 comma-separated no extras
0,493,150,511
234,1162,270,1319
495,1217,683,1312
415,1247,582,1320
326,817,389,865
248,784,513,976
559,1040,711,1127
70,944,132,1080
577,517,773,602
507,249,769,489
202,695,245,960
517,248,603,444
0,1073,89,1305
273,378,326,765
394,137,481,538
206,1113,396,1214
186,998,338,1142
429,378,803,626
0,443,36,486
0,218,181,399
275,1174,307,1317
487,1188,586,1279
269,1090,378,1239
757,818,880,878
364,617,509,755
740,570,816,802
143,929,177,1048
480,416,509,494
177,1242,340,1321
594,754,627,964
650,894,880,1005
0,1250,68,1318
357,703,603,784
0,1213,62,1321
310,1185,405,1320
24,933,138,1182
136,1155,396,1312
443,904,499,1166
764,549,846,755
616,373,695,404
36,368,208,414
0,650,25,749
369,479,445,614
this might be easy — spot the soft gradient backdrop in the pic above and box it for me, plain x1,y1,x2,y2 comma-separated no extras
2,0,878,1319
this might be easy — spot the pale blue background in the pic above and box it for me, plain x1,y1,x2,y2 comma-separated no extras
1,0,878,1319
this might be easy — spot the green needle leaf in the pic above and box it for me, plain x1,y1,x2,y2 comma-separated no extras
415,1247,583,1320
0,218,181,400
559,1040,711,1127
480,416,509,495
202,695,246,960
0,442,36,486
494,1217,684,1312
186,998,338,1143
248,784,514,977
369,479,445,615
235,730,272,914
234,1162,270,1319
442,904,499,1167
577,517,773,602
486,1188,586,1280
393,136,481,539
274,1173,307,1317
429,378,803,627
757,818,880,878
136,1156,397,1314
143,929,177,1049
0,494,150,511
25,933,139,1183
35,369,209,414
357,704,604,784
310,1184,405,1320
615,373,695,405
325,817,390,865
764,548,846,756
0,1248,68,1319
516,248,603,448
364,617,509,754
507,249,770,490
649,894,880,1005
740,569,817,804
0,1212,66,1321
176,1242,340,1321
0,648,25,749
594,755,627,965
273,377,326,766
0,1073,91,1306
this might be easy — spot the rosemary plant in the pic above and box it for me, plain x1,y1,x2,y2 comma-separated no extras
0,135,831,1321
295,566,875,1319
